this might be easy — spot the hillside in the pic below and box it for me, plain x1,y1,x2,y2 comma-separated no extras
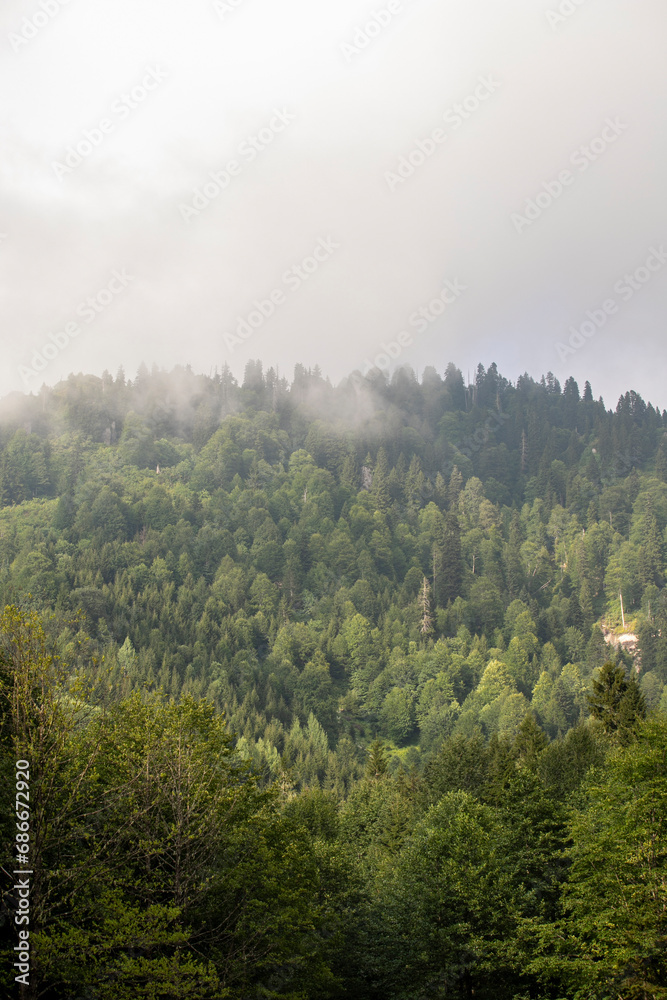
1,361,665,758
1,359,665,998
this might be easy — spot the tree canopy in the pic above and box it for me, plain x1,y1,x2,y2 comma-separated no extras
0,360,666,997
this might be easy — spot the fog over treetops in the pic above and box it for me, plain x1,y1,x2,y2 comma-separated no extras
1,357,666,997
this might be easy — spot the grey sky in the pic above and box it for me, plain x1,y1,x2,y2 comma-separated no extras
2,0,666,409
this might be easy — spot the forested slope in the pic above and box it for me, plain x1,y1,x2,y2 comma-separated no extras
1,360,665,998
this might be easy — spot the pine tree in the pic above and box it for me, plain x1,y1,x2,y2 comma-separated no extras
388,461,406,505
655,441,667,482
443,361,466,410
505,512,524,599
340,453,359,491
405,455,427,512
371,447,390,511
568,592,584,630
513,712,548,763
434,471,448,509
438,510,464,606
616,674,647,743
588,662,623,729
587,662,645,737
585,454,601,488
585,499,598,527
446,466,463,510
366,738,389,779
639,499,663,588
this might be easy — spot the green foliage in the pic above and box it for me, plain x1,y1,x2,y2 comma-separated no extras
588,660,647,737
371,791,517,998
0,608,339,998
1,360,666,997
529,716,667,999
365,737,389,779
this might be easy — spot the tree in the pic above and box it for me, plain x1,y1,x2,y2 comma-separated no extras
0,606,109,967
640,501,664,589
616,673,648,743
447,466,464,510
365,738,389,779
379,688,416,745
372,792,516,998
0,608,335,999
443,363,466,411
531,717,667,999
418,576,434,637
504,513,524,598
438,511,464,606
371,447,390,512
424,731,490,800
655,441,667,482
587,661,646,737
405,455,428,512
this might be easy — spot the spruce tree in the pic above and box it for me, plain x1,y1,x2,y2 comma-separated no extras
587,662,645,737
371,447,390,511
438,510,464,606
655,441,667,482
366,738,389,779
446,466,463,510
639,500,664,589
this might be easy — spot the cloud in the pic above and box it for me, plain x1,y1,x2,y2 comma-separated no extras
1,0,666,408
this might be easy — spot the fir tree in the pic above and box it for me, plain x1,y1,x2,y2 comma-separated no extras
366,738,389,779
438,510,464,606
587,662,645,737
371,447,391,511
446,466,463,510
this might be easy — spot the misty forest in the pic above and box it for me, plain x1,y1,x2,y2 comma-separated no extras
1,358,666,1000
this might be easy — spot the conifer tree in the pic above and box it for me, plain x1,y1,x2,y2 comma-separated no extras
366,738,389,779
639,500,664,589
505,512,524,599
655,441,667,482
446,466,463,510
438,511,464,606
405,455,427,512
587,661,645,737
371,447,390,511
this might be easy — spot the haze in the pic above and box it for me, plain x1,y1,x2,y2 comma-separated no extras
1,0,666,408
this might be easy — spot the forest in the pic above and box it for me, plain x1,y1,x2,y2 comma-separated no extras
0,358,666,999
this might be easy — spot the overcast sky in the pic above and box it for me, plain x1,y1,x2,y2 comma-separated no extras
2,0,666,409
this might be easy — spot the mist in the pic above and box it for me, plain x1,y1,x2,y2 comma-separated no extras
2,0,666,407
